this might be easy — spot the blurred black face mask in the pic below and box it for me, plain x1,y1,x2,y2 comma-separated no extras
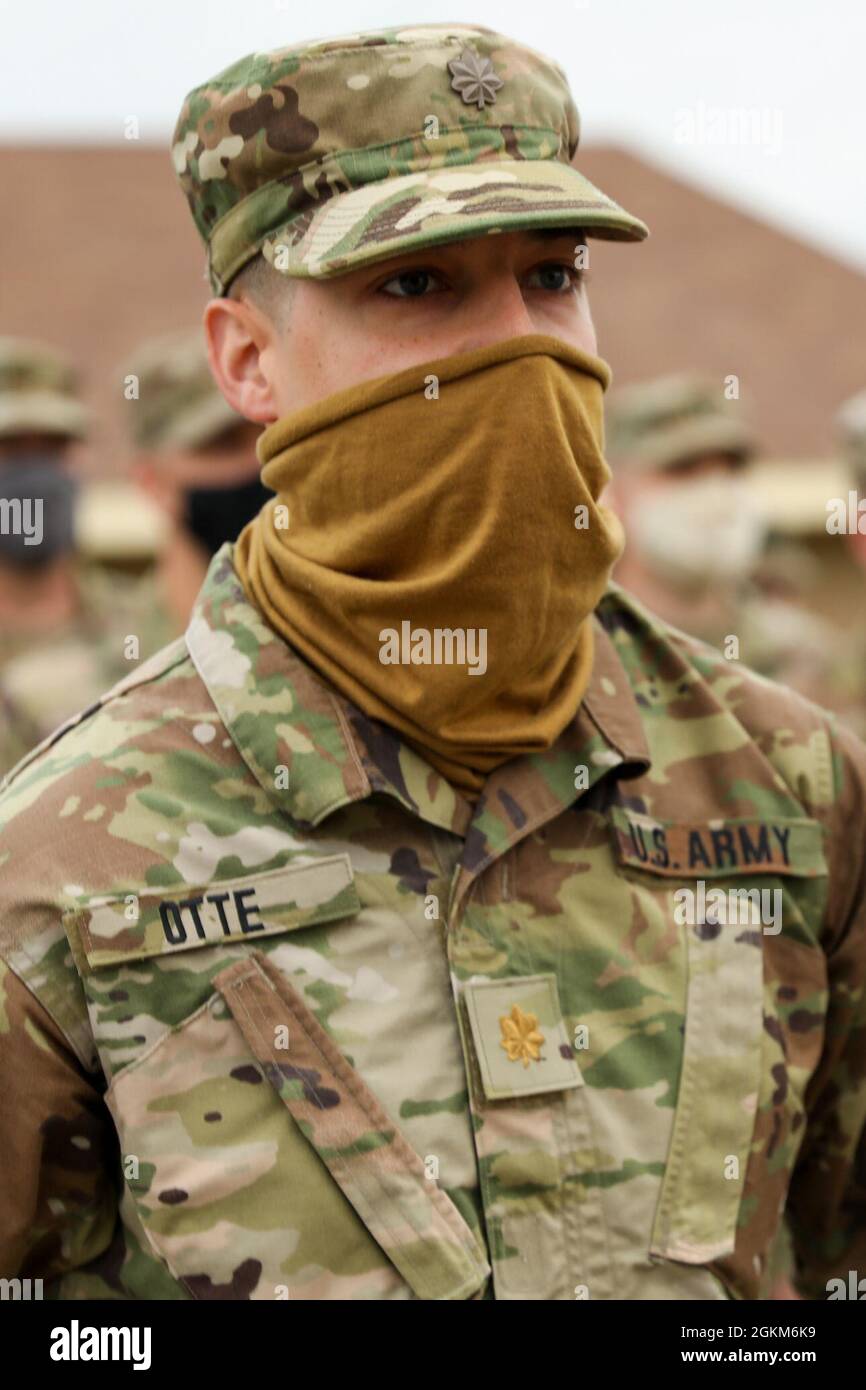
0,456,77,570
183,476,272,557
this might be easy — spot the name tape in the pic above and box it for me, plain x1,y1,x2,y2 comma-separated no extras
71,854,359,968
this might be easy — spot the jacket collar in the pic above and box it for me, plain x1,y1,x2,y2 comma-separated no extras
186,547,651,863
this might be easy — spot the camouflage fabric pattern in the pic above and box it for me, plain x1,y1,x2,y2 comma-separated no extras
732,591,866,744
171,24,648,291
647,582,866,744
607,372,757,472
0,545,864,1300
124,330,243,451
0,337,89,440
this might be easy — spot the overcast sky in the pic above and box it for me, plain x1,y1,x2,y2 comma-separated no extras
2,0,864,270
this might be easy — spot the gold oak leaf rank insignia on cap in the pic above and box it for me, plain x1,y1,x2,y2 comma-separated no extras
447,46,504,108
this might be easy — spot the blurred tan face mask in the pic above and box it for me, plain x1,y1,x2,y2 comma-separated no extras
631,473,768,593
234,334,624,796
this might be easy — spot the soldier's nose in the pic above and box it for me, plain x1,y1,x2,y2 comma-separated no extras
451,278,537,356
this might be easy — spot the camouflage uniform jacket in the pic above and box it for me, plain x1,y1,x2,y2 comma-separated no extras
0,545,864,1301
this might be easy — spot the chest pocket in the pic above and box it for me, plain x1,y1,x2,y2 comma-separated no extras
65,854,489,1302
610,808,829,1277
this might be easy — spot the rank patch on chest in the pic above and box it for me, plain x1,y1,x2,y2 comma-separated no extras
463,973,583,1100
610,807,827,878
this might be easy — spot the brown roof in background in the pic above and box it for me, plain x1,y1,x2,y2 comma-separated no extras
1,142,864,473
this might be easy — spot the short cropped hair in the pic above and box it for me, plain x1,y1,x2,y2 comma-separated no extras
227,255,295,327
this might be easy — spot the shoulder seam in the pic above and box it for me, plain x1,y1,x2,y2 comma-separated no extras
0,639,191,791
98,636,191,703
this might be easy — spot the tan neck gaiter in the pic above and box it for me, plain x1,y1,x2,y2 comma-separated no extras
234,333,624,796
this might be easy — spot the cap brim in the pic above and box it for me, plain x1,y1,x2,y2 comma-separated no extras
75,481,170,560
619,416,757,472
258,159,648,281
749,458,852,535
0,392,88,440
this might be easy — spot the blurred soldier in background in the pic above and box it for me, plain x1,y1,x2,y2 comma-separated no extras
838,390,866,536
126,329,270,630
0,337,135,776
606,372,847,706
825,389,866,734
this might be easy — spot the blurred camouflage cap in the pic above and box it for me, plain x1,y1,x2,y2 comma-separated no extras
171,22,648,293
0,337,89,441
606,373,758,472
125,329,243,451
75,480,170,561
837,389,866,478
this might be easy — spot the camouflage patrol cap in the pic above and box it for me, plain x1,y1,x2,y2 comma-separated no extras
837,389,866,480
171,22,648,293
606,373,758,472
125,330,242,451
0,337,89,441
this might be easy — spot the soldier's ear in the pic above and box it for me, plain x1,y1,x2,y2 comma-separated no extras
203,298,279,425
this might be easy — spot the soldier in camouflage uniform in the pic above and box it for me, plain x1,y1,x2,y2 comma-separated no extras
126,329,270,631
0,339,143,776
607,372,857,719
826,390,866,735
0,25,864,1302
606,373,763,649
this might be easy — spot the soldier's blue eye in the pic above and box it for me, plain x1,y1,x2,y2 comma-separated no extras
531,264,575,292
381,270,437,297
